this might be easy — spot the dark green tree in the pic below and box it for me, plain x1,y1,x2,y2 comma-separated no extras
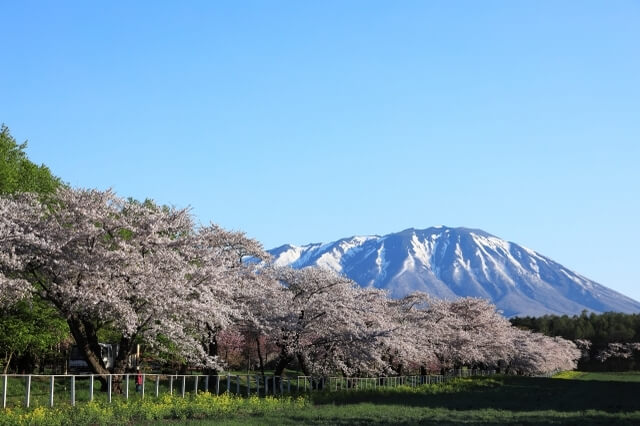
0,124,61,195
0,298,69,373
0,124,69,373
511,311,640,371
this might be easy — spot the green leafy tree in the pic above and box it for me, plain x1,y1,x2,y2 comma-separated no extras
0,124,61,195
0,124,69,373
511,311,640,371
0,298,69,373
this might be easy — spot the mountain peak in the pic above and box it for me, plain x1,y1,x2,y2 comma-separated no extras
268,227,640,317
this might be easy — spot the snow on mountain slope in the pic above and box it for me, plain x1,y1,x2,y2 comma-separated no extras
268,227,640,317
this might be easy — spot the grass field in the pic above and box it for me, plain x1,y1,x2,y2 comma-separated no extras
2,374,640,425
176,374,640,425
554,370,640,382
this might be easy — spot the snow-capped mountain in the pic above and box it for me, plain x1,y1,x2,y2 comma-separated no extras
269,227,640,317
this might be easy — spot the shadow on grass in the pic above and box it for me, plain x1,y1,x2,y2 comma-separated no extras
254,414,640,426
178,408,640,426
310,377,640,413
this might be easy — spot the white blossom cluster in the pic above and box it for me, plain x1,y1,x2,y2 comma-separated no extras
0,188,580,377
596,342,640,362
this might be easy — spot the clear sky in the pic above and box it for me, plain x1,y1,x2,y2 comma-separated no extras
1,1,639,301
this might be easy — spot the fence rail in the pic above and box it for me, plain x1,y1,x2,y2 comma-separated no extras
1,369,496,409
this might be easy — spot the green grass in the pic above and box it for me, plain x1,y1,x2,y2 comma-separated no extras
171,375,640,425
554,370,640,382
3,375,640,425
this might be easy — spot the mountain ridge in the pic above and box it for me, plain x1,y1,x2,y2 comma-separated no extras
268,226,640,317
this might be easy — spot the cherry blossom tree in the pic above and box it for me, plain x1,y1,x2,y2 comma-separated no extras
508,329,580,374
385,295,577,376
255,266,390,378
191,226,269,375
216,328,246,367
381,292,445,375
574,338,592,363
432,298,517,370
596,342,640,362
0,188,265,384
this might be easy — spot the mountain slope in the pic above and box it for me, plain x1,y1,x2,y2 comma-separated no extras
269,227,640,317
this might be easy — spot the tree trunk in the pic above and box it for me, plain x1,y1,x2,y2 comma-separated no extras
3,351,13,374
256,337,266,378
296,353,311,377
67,316,110,390
113,338,133,373
203,327,218,376
273,347,293,389
109,337,136,394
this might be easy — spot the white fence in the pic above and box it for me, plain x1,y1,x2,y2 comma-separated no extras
1,369,496,409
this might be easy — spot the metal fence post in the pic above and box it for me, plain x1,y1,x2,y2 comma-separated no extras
2,375,7,409
25,375,31,408
49,375,55,407
205,375,209,393
125,374,129,400
169,375,173,395
89,375,94,401
71,375,76,406
181,376,186,398
108,375,112,403
226,374,230,393
155,375,160,398
142,374,145,399
287,378,291,393
216,375,220,395
194,376,199,395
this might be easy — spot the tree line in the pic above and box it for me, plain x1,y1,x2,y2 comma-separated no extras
0,126,581,388
511,311,640,371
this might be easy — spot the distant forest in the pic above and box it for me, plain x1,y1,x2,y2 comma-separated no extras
511,311,640,371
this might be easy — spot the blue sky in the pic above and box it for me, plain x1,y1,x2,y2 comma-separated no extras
2,1,639,301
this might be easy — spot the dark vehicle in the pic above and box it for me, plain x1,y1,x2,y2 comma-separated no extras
68,343,117,373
